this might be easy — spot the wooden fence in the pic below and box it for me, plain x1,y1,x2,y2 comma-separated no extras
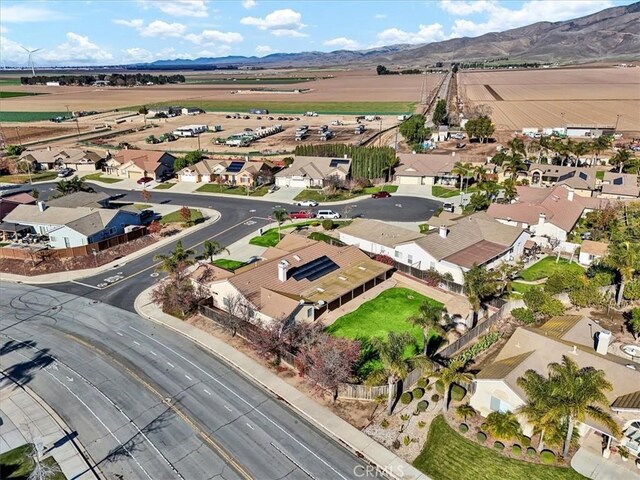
0,228,147,260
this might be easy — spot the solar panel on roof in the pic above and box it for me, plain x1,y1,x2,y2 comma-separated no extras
289,255,339,282
613,177,623,185
579,172,588,181
226,161,244,173
329,159,350,168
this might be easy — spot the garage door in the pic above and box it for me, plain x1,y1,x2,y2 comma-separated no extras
398,176,422,185
289,179,309,188
128,170,144,180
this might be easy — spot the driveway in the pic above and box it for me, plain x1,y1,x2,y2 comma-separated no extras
265,186,304,203
571,431,640,479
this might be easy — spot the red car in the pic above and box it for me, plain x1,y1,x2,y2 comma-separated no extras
289,211,316,219
371,191,391,198
137,176,154,185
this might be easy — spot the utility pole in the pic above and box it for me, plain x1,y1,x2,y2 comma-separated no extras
615,114,621,131
15,126,22,145
66,105,80,136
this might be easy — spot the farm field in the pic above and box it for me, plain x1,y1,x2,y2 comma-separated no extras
0,111,67,122
0,91,44,98
458,67,640,131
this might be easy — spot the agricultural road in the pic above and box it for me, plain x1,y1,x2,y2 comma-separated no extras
0,282,374,480
31,185,441,311
425,71,453,128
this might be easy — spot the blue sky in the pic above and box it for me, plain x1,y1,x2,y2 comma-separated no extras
0,0,634,66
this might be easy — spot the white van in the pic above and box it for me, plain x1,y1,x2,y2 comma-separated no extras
317,210,340,219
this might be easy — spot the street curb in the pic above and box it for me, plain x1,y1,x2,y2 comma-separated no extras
0,373,103,479
134,287,431,480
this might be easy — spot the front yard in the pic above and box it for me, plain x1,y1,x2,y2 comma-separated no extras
0,171,58,184
211,259,246,271
413,416,586,480
83,172,123,183
432,185,480,198
153,182,175,190
293,185,397,202
196,184,269,196
518,257,585,282
160,208,203,225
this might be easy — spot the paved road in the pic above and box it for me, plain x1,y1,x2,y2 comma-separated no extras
0,283,373,480
33,185,440,311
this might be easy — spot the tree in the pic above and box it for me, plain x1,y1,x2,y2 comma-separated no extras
523,286,566,320
518,369,555,451
408,301,444,356
610,148,633,173
485,411,522,441
603,240,639,306
590,135,612,164
467,192,491,212
433,360,472,412
463,264,499,323
464,115,495,143
627,308,640,340
141,188,152,203
432,99,447,126
30,188,40,200
305,335,361,401
153,240,195,274
138,105,149,115
151,267,206,317
502,178,518,202
399,114,429,144
503,153,526,179
272,208,289,241
147,220,162,235
5,145,25,156
376,65,389,75
508,138,526,157
179,206,192,225
452,161,473,191
254,317,321,365
455,403,476,421
203,240,229,262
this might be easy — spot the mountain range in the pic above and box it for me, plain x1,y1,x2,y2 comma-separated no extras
143,2,640,68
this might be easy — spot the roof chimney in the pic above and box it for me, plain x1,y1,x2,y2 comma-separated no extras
567,187,574,202
451,151,456,157
439,225,448,238
278,260,289,282
37,201,46,212
595,330,612,355
47,146,51,151
538,212,546,227
343,154,348,159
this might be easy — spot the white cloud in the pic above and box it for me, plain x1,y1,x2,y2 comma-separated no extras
324,37,360,50
185,30,244,45
241,9,307,36
376,23,447,45
196,46,232,57
255,45,273,55
439,0,496,15
122,47,153,63
39,32,113,64
0,4,66,22
0,35,25,65
114,19,144,28
242,0,257,9
141,20,187,37
141,0,207,18
374,14,387,19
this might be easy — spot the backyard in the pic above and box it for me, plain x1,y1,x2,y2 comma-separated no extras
160,208,203,225
0,444,66,480
413,416,587,480
196,184,269,196
211,259,246,271
518,256,585,282
293,185,397,203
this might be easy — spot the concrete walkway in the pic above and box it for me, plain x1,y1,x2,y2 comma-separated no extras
571,431,640,479
1,381,99,479
134,287,430,480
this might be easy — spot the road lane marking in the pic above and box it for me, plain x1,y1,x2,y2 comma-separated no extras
149,350,157,356
70,280,102,290
245,423,254,430
184,374,192,381
224,405,232,412
271,442,316,479
130,326,349,480
203,389,211,395
167,362,175,368
133,341,141,346
116,331,124,336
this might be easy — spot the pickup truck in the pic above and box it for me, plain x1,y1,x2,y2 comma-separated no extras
289,211,316,219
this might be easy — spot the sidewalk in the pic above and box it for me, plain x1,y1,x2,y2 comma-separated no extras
0,206,220,284
134,287,430,480
1,381,99,479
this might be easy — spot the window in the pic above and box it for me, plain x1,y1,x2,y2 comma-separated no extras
64,237,70,248
307,308,313,318
394,251,402,259
407,254,413,264
489,396,513,413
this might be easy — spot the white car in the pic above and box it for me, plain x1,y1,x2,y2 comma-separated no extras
295,200,319,207
317,210,340,219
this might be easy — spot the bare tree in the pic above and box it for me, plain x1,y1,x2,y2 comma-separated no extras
221,293,253,337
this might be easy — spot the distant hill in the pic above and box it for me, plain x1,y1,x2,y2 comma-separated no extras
141,2,640,69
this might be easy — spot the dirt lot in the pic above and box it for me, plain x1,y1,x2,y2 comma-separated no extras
0,124,94,144
458,67,640,131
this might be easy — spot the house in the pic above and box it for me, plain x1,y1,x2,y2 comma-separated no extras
487,184,606,242
3,202,142,248
523,165,598,196
46,191,111,209
566,125,615,138
0,191,37,222
579,240,608,266
177,159,273,186
182,107,203,116
432,125,449,142
19,148,108,172
148,106,182,117
339,213,529,285
196,236,393,324
274,156,351,188
104,150,176,181
600,172,640,199
394,153,484,186
470,315,640,458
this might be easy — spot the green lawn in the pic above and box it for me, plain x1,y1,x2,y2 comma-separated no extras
134,100,415,116
511,281,535,295
0,171,58,184
133,203,152,210
83,172,123,184
248,221,317,247
293,185,397,203
0,78,22,86
0,444,67,480
419,223,430,233
0,91,44,98
212,259,246,271
0,111,67,122
518,257,585,282
160,208,203,225
596,171,605,180
153,182,175,190
432,185,480,198
196,184,269,196
414,416,586,480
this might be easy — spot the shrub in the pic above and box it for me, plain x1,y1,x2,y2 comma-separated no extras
435,379,444,394
527,447,537,457
540,450,556,464
431,394,440,402
400,414,410,421
322,219,334,230
400,392,413,405
380,418,389,429
392,439,401,450
519,435,531,447
454,331,502,363
523,286,566,318
426,384,433,391
511,444,522,455
511,307,535,324
417,421,426,429
403,436,411,446
476,432,487,442
451,384,467,402
310,221,320,227
412,387,425,399
494,441,505,450
417,400,429,412
459,423,469,433
417,378,428,388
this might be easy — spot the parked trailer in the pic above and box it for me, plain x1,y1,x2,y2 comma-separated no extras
173,124,208,137
250,109,269,115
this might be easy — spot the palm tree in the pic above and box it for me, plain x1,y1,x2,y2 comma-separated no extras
203,240,229,263
408,301,444,356
68,176,89,192
610,148,632,173
603,241,639,306
463,264,498,324
502,178,518,202
547,355,619,457
508,137,526,157
573,141,591,166
517,369,555,451
473,165,487,184
455,403,476,421
591,135,612,164
154,240,195,274
55,180,72,196
272,208,289,241
452,162,473,192
434,359,472,412
504,153,525,179
485,411,522,441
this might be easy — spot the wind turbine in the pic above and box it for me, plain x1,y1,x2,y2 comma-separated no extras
21,46,41,77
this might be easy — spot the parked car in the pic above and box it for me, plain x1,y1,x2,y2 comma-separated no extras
295,200,319,207
57,168,73,178
451,133,466,140
289,211,316,219
137,176,153,185
371,191,391,198
317,209,340,219
443,202,455,213
267,185,279,194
